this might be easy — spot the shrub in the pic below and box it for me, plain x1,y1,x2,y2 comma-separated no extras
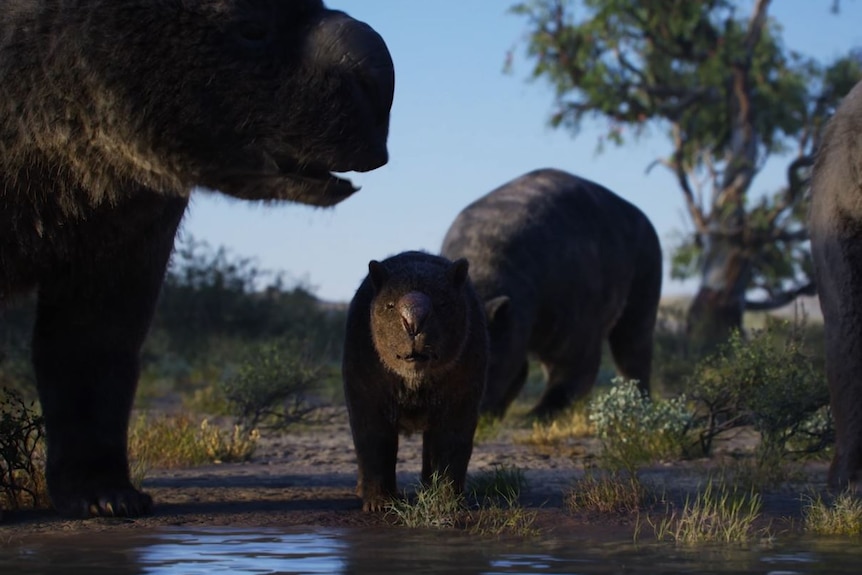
589,378,693,472
684,323,831,461
0,387,48,509
219,338,325,431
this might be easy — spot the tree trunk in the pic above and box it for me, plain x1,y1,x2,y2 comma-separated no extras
685,230,752,357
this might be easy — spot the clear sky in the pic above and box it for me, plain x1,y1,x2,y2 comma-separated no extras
181,0,862,303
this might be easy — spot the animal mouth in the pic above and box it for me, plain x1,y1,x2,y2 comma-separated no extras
398,351,435,363
267,154,360,202
214,152,360,207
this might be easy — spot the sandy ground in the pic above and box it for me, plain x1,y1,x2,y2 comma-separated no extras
0,406,832,542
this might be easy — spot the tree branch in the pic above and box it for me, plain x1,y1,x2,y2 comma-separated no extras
745,281,816,311
718,0,772,205
667,124,709,235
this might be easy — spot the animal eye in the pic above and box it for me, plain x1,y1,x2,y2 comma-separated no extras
234,19,275,48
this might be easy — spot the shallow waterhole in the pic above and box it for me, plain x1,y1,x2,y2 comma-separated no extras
1,525,861,574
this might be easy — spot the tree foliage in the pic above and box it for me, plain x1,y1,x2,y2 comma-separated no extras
149,236,346,363
509,0,862,323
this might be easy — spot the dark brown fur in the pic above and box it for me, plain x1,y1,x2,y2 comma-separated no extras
342,251,488,512
809,79,862,490
0,0,394,518
442,169,662,419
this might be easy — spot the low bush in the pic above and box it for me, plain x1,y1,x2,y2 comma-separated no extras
219,338,326,431
589,378,694,472
0,387,48,509
684,323,831,465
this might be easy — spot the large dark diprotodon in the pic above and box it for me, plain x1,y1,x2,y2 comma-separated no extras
342,251,488,512
441,168,663,419
0,0,394,518
809,79,862,490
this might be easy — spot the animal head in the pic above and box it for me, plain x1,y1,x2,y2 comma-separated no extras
368,253,471,383
6,0,394,206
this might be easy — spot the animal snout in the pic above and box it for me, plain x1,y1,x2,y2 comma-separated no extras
312,10,394,172
398,291,432,338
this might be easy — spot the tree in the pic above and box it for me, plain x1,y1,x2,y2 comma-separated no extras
509,0,862,353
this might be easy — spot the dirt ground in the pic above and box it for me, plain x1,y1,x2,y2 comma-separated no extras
0,406,832,542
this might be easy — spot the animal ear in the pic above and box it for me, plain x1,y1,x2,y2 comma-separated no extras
484,295,510,324
448,258,469,288
368,260,388,291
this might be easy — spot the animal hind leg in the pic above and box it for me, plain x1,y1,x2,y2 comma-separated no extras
607,265,660,396
607,307,657,396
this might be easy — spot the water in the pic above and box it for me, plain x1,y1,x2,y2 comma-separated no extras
1,526,861,574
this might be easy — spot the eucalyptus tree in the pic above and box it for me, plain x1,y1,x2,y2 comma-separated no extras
510,0,861,352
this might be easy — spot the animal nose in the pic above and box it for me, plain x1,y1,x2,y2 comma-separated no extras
398,291,432,338
312,11,394,172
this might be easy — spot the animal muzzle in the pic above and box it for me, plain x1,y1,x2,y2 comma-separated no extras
312,10,395,172
398,291,432,338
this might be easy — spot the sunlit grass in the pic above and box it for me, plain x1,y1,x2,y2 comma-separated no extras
802,490,862,535
128,413,259,472
518,404,594,446
385,473,468,529
386,469,539,536
647,478,766,544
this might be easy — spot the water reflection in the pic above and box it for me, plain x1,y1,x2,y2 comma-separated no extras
1,526,862,574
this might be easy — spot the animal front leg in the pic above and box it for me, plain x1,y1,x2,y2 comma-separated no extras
422,410,479,494
32,194,184,517
819,276,862,490
530,344,602,419
350,420,399,512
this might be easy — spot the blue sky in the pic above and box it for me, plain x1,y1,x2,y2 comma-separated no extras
182,0,862,303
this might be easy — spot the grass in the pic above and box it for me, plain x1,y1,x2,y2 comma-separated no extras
646,478,767,544
802,490,862,535
470,493,540,537
386,468,539,536
468,464,528,501
566,470,657,515
128,413,259,471
385,473,468,529
473,413,505,443
517,403,594,446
